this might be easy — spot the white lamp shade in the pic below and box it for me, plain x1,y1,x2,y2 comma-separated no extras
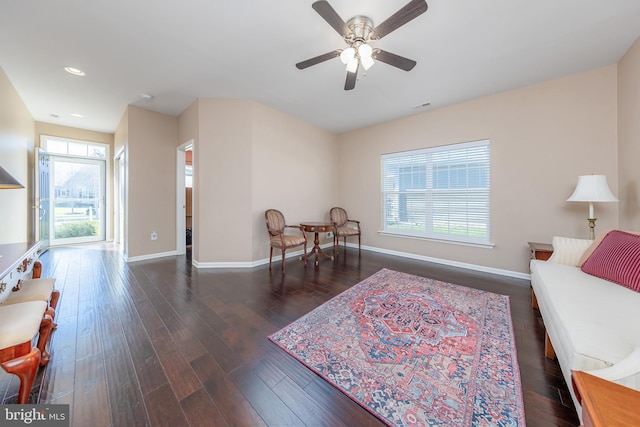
346,57,359,73
360,54,374,70
340,47,355,65
567,175,618,203
358,43,372,60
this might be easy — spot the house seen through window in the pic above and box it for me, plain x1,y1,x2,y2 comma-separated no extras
381,139,490,245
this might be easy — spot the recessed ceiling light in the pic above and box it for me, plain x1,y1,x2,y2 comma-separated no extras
64,66,86,76
140,93,154,100
70,113,84,118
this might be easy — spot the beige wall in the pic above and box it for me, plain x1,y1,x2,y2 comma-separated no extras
338,65,619,274
0,66,35,243
176,99,338,264
251,102,338,261
618,36,640,231
193,99,253,263
125,105,178,258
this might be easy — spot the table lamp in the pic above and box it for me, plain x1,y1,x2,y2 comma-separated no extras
566,175,618,239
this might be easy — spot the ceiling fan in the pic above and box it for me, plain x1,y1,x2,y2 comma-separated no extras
296,0,428,90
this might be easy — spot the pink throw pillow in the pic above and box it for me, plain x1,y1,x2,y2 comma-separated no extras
581,230,640,292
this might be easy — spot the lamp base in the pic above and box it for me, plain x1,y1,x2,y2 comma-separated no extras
588,217,597,240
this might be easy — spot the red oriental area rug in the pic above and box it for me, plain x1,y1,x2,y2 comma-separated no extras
268,268,526,426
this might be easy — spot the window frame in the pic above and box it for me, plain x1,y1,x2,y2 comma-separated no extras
380,139,491,247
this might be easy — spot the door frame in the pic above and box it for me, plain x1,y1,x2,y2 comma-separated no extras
176,140,193,256
48,155,106,246
114,145,127,253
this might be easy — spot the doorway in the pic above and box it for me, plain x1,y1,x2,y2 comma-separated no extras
114,146,127,253
39,136,108,246
176,141,193,256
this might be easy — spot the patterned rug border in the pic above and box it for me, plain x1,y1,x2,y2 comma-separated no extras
268,268,526,426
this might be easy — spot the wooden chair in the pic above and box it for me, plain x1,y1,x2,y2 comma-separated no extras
265,209,307,274
330,207,361,257
0,301,54,403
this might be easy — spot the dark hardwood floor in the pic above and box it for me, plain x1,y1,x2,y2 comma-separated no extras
0,243,580,426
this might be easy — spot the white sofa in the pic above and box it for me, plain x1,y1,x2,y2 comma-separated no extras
530,234,640,420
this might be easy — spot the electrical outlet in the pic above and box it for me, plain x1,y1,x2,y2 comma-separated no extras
326,231,333,238
151,231,157,240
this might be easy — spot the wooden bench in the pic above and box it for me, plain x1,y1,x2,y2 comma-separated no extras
0,301,54,403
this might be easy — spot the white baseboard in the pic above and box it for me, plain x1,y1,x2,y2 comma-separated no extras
127,250,178,263
158,243,530,281
344,242,530,281
194,245,330,270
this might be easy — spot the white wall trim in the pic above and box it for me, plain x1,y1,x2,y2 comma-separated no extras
187,242,531,281
127,250,178,263
194,247,312,269
344,242,531,281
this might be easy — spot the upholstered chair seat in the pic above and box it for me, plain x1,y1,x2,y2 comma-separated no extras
270,234,307,248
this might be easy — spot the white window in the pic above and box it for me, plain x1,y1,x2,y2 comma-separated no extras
43,136,106,159
381,139,490,245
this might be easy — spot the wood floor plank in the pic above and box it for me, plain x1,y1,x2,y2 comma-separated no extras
1,243,582,426
144,383,189,427
229,364,304,427
179,388,229,427
73,353,110,427
190,353,267,427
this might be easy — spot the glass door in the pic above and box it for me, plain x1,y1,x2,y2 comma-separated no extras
49,157,105,246
35,148,51,250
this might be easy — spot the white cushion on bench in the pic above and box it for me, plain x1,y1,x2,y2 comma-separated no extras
1,278,56,306
0,301,47,349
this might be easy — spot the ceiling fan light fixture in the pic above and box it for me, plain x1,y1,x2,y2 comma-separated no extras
358,43,372,60
361,55,374,71
346,57,359,73
339,47,355,65
359,44,375,70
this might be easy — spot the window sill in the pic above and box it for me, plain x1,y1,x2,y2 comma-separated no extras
378,231,495,249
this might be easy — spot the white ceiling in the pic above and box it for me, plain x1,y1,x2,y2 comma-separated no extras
1,0,639,134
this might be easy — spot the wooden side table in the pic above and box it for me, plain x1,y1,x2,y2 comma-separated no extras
300,222,334,266
572,370,640,427
528,241,553,261
528,241,553,313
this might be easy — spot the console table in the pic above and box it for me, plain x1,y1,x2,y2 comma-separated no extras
0,241,42,304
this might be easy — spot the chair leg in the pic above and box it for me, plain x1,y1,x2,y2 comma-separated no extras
1,348,41,404
302,243,307,266
269,247,273,270
50,289,61,311
37,315,54,367
358,235,361,252
281,249,286,274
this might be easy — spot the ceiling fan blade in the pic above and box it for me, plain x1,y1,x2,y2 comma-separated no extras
296,50,341,70
312,1,350,38
371,0,428,40
344,68,358,90
373,49,416,71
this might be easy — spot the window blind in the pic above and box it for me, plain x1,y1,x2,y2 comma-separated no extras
381,139,490,244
